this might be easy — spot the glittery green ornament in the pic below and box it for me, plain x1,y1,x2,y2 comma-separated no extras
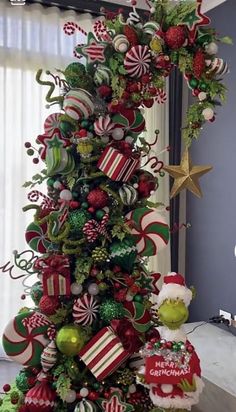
15,370,31,393
99,299,124,323
68,209,90,236
92,247,109,263
64,62,93,92
30,281,43,305
117,369,134,385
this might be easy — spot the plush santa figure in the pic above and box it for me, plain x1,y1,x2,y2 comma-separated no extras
138,273,204,411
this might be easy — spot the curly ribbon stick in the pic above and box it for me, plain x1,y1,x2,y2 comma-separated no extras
36,69,63,104
170,222,192,234
28,190,57,210
63,21,87,36
45,71,69,91
142,156,164,173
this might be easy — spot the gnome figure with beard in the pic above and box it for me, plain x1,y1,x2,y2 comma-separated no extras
137,273,204,411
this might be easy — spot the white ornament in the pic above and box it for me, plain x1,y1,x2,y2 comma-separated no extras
112,128,125,141
128,384,136,394
202,107,214,120
71,283,83,295
133,183,139,189
53,181,63,189
65,389,77,403
150,7,156,14
198,92,207,101
125,136,134,144
101,135,110,144
126,294,133,302
60,189,72,201
88,283,99,296
79,387,89,397
161,384,174,394
205,42,218,55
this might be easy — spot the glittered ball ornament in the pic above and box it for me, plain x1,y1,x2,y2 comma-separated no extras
165,26,187,49
87,188,109,209
65,389,77,403
71,282,83,295
63,89,94,121
16,370,34,393
39,296,60,316
68,209,90,235
24,380,57,412
99,299,124,323
193,49,206,79
56,324,85,356
202,107,214,120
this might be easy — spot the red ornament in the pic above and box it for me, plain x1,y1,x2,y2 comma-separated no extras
87,188,109,209
123,25,138,46
39,295,60,315
193,49,206,79
88,391,99,401
97,85,112,98
25,381,56,412
143,99,154,108
19,407,28,412
165,26,187,49
3,384,11,392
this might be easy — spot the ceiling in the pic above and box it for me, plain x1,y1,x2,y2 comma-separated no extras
103,0,227,12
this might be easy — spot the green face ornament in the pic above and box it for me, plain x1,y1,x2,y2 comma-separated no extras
158,299,189,330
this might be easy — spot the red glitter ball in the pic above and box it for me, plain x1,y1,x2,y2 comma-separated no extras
39,295,60,315
87,188,109,209
165,26,186,49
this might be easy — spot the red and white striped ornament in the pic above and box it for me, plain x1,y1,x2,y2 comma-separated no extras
41,340,57,372
63,89,94,121
94,115,115,136
73,293,99,325
124,45,151,78
155,89,167,104
44,113,61,134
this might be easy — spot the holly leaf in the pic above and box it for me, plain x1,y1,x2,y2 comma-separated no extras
22,181,33,188
218,36,233,45
56,373,72,401
109,57,119,73
118,65,127,75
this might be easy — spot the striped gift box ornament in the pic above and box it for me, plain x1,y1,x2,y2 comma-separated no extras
97,146,140,182
79,326,130,381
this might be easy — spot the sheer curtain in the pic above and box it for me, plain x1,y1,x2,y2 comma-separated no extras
0,0,93,341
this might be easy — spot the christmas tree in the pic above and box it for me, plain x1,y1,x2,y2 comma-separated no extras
0,1,229,411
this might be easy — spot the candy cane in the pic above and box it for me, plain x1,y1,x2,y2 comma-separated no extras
47,326,57,340
28,190,56,210
93,20,112,42
83,214,110,242
63,21,87,36
22,313,51,330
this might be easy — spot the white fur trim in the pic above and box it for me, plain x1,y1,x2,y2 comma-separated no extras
149,375,204,410
157,326,187,343
157,283,192,307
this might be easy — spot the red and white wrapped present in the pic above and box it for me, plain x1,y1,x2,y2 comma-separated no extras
79,326,130,381
97,146,140,182
34,254,70,296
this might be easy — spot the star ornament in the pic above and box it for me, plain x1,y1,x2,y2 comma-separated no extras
181,0,211,43
76,32,107,64
163,149,212,199
99,392,134,412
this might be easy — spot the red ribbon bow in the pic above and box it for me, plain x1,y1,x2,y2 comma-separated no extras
34,254,70,277
111,319,143,353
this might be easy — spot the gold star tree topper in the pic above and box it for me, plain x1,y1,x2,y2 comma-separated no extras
163,149,212,198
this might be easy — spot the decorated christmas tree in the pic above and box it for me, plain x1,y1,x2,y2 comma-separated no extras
0,1,230,411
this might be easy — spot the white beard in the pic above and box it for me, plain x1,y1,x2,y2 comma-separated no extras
157,326,187,343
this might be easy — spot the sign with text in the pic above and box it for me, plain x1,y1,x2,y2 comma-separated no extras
145,355,192,384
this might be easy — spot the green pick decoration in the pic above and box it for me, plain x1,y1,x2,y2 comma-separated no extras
99,299,124,323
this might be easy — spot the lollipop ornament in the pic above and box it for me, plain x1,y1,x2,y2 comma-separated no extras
138,273,204,411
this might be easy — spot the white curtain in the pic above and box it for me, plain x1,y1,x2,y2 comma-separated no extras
0,0,170,348
0,0,94,345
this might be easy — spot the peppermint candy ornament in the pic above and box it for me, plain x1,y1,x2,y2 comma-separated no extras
124,45,151,78
44,113,61,134
73,293,99,325
25,221,51,254
94,115,115,136
155,89,167,104
2,311,51,366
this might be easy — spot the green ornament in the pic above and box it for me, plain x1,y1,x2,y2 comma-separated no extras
96,209,105,220
47,178,55,187
68,209,90,235
89,124,94,132
189,77,199,89
81,202,89,209
56,324,85,356
81,120,89,128
134,294,143,303
27,148,34,156
64,62,85,87
15,370,31,393
199,81,208,91
59,120,75,137
30,281,43,305
99,299,124,323
158,300,189,330
93,382,100,390
98,282,108,292
110,236,137,273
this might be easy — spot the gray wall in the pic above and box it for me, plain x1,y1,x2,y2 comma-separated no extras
186,0,236,321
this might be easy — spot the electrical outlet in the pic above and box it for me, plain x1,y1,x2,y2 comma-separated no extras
219,309,232,325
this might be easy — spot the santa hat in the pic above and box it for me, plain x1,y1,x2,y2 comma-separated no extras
157,272,192,308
